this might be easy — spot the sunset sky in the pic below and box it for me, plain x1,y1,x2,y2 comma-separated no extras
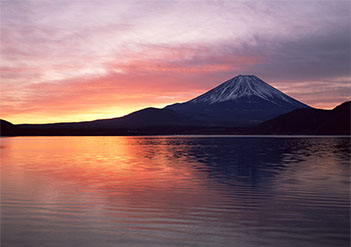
1,0,350,124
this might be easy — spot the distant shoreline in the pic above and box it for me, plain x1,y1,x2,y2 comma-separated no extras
2,101,350,137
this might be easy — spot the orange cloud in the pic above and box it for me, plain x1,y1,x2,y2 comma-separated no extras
1,44,262,124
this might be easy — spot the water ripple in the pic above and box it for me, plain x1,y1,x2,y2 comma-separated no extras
1,136,350,247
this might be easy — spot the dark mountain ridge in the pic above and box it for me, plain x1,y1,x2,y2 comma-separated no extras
256,101,350,135
18,107,188,129
0,119,19,136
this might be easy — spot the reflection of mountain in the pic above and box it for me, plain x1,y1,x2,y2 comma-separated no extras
158,137,306,186
159,136,350,192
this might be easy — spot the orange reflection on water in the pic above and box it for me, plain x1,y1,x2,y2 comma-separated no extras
0,136,217,213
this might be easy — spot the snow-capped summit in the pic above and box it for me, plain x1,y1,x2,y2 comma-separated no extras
190,75,303,107
165,75,310,125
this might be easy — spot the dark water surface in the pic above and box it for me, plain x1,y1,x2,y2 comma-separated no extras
1,136,350,247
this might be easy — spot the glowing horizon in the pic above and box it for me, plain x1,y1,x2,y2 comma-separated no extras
1,0,350,124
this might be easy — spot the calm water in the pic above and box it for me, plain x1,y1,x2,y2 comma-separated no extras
1,136,350,247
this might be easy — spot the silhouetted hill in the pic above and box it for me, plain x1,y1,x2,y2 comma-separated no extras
11,107,205,135
19,107,190,130
0,119,19,136
256,101,351,135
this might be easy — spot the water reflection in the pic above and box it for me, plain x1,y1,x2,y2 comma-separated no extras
1,136,350,247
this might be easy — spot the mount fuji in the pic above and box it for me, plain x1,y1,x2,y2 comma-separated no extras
165,75,310,125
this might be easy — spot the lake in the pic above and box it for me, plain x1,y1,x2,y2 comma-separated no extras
1,136,350,247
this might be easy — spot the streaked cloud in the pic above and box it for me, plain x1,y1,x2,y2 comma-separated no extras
1,0,349,123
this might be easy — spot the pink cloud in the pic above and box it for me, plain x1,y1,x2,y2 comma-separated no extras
1,1,349,123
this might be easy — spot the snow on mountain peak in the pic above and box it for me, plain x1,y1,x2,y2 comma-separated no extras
189,75,298,105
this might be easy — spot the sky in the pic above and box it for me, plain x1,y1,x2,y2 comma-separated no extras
1,0,350,124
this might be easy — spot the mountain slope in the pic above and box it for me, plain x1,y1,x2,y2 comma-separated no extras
18,107,188,130
166,75,310,126
0,119,19,136
256,101,351,135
